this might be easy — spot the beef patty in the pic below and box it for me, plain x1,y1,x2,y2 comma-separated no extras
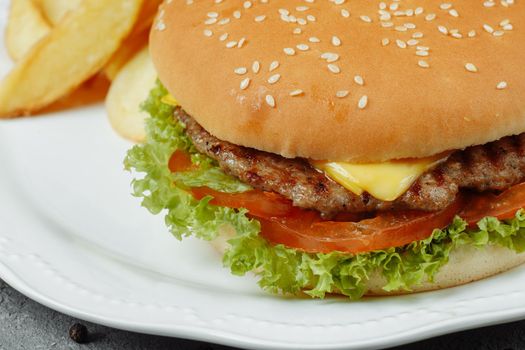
176,108,525,217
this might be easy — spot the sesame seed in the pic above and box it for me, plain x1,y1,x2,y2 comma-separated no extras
418,60,430,68
483,24,494,34
265,95,276,108
290,89,304,96
269,61,280,72
497,81,508,89
237,37,247,48
252,61,260,74
336,90,350,98
268,74,281,84
296,44,310,51
155,21,166,31
321,52,339,63
358,95,368,109
354,75,364,86
396,39,407,49
332,36,342,47
465,63,478,72
234,67,247,75
327,64,341,74
240,78,251,90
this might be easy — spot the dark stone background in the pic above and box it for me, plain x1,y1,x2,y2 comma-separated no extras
1,279,524,350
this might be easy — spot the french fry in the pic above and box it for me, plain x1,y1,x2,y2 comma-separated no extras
103,0,162,80
32,0,82,25
5,0,51,61
106,47,156,143
0,0,144,118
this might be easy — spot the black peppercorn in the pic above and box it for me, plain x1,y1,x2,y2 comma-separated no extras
69,323,89,344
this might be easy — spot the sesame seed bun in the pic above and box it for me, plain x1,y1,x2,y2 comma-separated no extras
211,227,525,296
150,1,525,162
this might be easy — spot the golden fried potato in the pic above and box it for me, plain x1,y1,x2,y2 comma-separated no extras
106,47,156,143
32,0,82,25
5,0,51,61
103,0,162,80
0,0,144,118
41,74,110,114
103,30,150,81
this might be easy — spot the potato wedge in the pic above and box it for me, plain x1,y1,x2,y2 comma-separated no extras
0,0,144,118
103,30,150,81
5,0,51,61
32,0,82,25
103,0,162,80
41,74,110,114
106,47,156,143
129,0,163,37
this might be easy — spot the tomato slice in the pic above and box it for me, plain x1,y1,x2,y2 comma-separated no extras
169,150,194,172
460,182,525,225
258,197,465,254
192,187,297,218
169,151,525,254
169,151,298,218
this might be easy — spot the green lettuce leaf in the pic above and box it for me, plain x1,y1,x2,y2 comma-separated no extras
124,81,255,241
125,82,525,300
224,213,525,299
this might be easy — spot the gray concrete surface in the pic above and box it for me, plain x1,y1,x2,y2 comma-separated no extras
1,279,525,350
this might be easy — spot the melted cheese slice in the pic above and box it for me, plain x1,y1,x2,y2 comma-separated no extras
161,94,179,106
314,156,445,202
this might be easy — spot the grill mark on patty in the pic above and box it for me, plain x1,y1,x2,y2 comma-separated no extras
176,108,525,216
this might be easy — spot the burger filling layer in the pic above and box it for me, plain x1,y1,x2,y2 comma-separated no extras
125,83,525,299
176,107,525,218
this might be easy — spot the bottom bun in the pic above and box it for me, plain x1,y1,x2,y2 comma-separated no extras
212,227,525,297
366,244,525,296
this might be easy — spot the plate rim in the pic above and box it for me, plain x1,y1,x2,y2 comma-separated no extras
2,259,525,350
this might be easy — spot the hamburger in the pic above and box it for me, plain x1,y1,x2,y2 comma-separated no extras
125,0,525,299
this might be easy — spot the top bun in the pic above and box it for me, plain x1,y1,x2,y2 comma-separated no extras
150,0,525,162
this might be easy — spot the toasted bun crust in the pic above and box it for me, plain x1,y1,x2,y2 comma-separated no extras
151,1,525,162
211,227,525,296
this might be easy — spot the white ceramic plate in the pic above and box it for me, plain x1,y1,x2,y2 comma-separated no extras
1,3,525,350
